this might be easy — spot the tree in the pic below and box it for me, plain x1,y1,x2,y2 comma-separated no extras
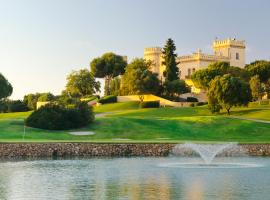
65,69,100,98
191,62,230,89
263,78,270,99
162,38,179,82
164,80,190,99
207,75,251,115
249,75,263,101
90,52,127,95
110,77,121,96
246,60,270,83
38,93,55,102
191,62,250,90
121,58,160,102
23,93,41,110
0,73,13,100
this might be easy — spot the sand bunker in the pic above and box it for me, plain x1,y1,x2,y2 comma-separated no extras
69,131,95,136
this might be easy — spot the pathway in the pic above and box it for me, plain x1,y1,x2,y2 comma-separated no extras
228,116,270,124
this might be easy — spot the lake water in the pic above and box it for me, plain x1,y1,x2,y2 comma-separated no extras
0,157,269,200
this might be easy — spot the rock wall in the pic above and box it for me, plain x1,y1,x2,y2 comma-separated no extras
0,143,269,158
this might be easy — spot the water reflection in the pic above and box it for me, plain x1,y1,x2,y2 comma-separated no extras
0,157,269,199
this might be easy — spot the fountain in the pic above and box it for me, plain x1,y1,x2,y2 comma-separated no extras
172,142,241,164
158,142,261,169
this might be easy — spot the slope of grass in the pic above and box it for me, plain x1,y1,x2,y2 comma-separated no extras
228,107,270,121
94,102,140,113
0,103,269,143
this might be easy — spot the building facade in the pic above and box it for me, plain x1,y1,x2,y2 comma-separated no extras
144,38,246,82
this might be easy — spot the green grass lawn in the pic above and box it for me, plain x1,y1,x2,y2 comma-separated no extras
0,102,269,143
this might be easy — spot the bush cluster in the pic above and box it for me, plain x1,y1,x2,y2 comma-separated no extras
98,95,117,104
0,100,28,113
25,102,94,130
8,100,29,112
186,97,198,102
140,101,160,108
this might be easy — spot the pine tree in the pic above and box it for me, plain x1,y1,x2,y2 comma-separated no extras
162,38,179,82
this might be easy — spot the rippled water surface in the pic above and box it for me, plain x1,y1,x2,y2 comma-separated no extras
0,157,269,200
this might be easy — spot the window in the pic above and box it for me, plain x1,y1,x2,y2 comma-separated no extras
236,53,239,60
188,68,191,76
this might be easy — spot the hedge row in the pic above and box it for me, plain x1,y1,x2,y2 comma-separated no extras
98,95,117,104
186,97,198,102
189,102,208,107
140,101,160,108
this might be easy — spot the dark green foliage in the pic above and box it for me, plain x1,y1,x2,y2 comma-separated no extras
162,38,179,82
0,100,8,113
25,102,94,130
186,97,198,102
7,100,28,112
189,103,195,107
0,73,13,100
195,102,208,106
98,95,117,104
90,52,127,95
208,75,251,115
56,90,81,107
140,101,160,108
208,100,222,113
164,80,190,99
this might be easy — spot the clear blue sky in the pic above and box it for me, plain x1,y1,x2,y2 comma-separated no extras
1,0,270,99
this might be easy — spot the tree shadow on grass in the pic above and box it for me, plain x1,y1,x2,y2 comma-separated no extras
229,108,265,116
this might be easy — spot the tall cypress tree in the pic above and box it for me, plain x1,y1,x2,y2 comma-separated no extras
162,38,179,82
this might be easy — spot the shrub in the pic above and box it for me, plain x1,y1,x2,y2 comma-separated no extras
140,101,160,108
186,97,198,102
25,102,94,130
195,102,208,106
98,95,117,104
7,100,28,112
0,100,8,113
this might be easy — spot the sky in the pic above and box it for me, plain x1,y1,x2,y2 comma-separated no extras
1,0,270,99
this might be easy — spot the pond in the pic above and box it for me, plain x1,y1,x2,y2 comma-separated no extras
0,157,269,199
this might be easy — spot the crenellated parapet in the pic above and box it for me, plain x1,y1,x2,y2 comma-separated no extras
144,47,162,56
177,49,229,63
213,38,245,49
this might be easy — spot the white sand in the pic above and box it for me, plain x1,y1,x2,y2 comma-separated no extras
69,131,95,136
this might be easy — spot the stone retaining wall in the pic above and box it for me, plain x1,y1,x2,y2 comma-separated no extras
0,143,269,158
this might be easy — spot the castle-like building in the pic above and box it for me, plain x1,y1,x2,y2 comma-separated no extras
144,38,246,83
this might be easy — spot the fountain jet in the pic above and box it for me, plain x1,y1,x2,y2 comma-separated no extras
172,142,244,164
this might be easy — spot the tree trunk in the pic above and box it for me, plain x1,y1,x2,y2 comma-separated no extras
138,95,144,103
226,107,231,115
105,76,112,96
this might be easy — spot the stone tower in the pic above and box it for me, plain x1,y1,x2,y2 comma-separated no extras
144,47,165,80
213,38,246,68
